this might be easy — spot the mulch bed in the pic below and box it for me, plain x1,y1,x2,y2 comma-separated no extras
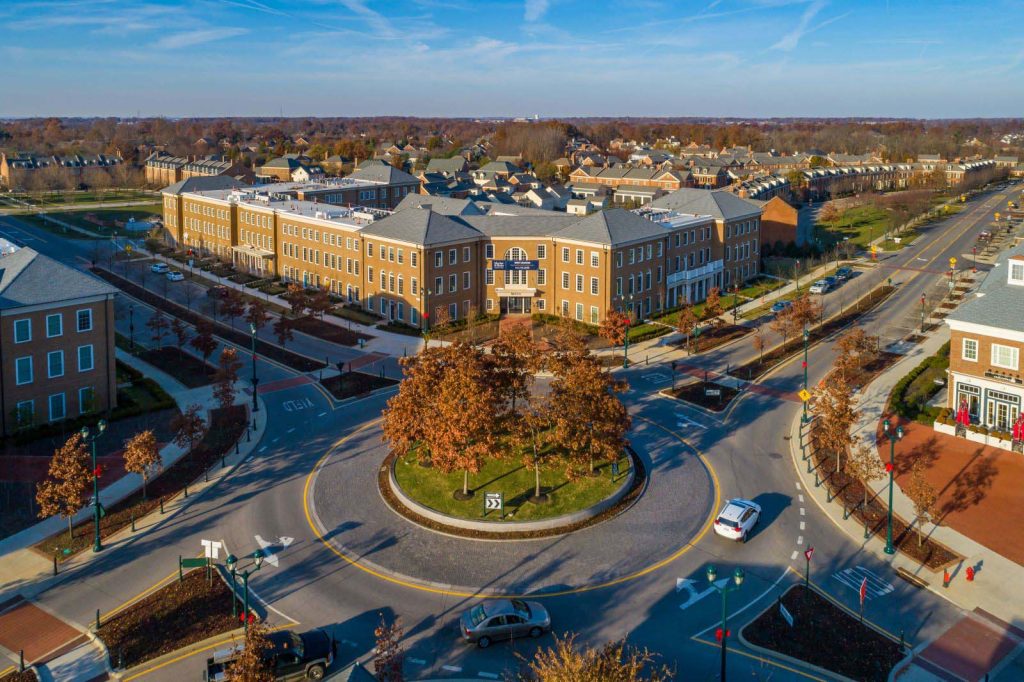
321,371,397,400
730,285,896,381
35,406,248,561
0,671,38,682
674,323,751,354
666,382,739,412
838,351,902,391
97,567,237,669
93,267,325,372
742,585,904,682
291,315,371,346
377,448,646,540
138,347,215,388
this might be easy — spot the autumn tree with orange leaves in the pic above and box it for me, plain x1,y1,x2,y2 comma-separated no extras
36,433,91,540
123,430,161,499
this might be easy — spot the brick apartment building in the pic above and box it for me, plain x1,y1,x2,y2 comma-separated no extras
0,247,118,434
144,151,250,186
1,152,123,189
946,246,1024,434
161,181,762,328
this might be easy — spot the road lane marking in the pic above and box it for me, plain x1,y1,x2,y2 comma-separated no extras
258,446,268,453
797,536,803,545
795,481,801,490
304,415,722,598
800,507,805,515
478,673,499,679
442,665,463,672
832,566,895,600
791,551,798,560
287,427,295,434
798,494,804,503
408,658,426,665
317,411,327,417
800,522,805,530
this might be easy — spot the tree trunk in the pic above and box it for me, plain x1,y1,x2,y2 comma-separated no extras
68,516,73,541
463,469,469,496
142,476,147,501
534,459,541,499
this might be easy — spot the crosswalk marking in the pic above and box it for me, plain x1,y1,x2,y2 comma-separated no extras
832,566,895,600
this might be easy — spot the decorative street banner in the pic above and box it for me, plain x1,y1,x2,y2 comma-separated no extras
491,260,539,271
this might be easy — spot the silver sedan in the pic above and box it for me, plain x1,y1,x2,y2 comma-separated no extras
459,599,551,648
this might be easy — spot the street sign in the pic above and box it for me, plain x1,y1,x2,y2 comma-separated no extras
611,461,620,477
859,577,868,606
804,546,814,562
780,602,794,627
484,492,503,513
705,388,721,397
949,257,957,268
201,539,222,559
181,557,207,569
798,389,812,402
491,260,539,271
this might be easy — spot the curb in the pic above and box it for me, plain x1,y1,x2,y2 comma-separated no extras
108,626,246,681
386,453,636,535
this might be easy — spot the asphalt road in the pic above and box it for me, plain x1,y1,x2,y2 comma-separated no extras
2,181,1017,681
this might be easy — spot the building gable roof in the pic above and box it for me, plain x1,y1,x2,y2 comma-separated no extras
553,208,665,245
361,206,481,245
348,163,419,185
650,188,762,221
0,248,118,310
162,175,249,195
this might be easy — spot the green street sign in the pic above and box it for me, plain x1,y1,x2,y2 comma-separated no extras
181,558,207,569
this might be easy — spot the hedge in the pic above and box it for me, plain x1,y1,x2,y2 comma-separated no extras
377,321,422,337
889,341,950,424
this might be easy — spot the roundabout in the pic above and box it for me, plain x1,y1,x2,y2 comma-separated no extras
303,418,719,597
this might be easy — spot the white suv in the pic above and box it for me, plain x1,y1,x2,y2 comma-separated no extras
809,280,829,294
713,499,761,542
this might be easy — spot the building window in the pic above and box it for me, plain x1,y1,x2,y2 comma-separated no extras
48,393,66,422
449,303,458,321
435,251,443,268
463,272,471,289
367,242,374,257
537,244,547,259
537,299,546,311
46,313,62,338
591,252,599,268
1011,262,1024,283
562,272,570,289
435,276,443,293
992,344,1019,370
463,246,471,263
14,318,30,343
449,249,457,265
962,338,978,362
48,350,64,378
561,247,570,263
449,274,457,293
78,345,94,372
590,306,599,325
576,274,584,292
537,269,546,285
486,299,494,311
14,400,34,427
388,247,395,262
576,249,584,265
15,356,32,385
485,244,494,260
485,269,494,285
412,278,418,295
616,252,623,268
575,303,584,321
79,386,95,414
411,252,418,267
397,248,404,264
591,277,599,295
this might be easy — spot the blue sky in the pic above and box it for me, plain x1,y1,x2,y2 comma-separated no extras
1,0,1022,118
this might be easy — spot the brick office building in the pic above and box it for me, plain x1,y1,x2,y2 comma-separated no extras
161,182,762,328
0,247,118,434
946,246,1024,434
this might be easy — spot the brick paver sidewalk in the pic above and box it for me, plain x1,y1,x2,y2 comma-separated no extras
0,597,85,665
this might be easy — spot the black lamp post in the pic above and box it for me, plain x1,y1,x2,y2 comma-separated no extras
249,322,259,413
801,327,810,423
422,287,432,348
128,304,135,351
882,418,904,555
920,294,926,334
707,564,745,682
618,294,634,368
80,419,107,553
226,551,264,631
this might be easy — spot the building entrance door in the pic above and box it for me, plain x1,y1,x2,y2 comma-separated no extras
501,297,532,315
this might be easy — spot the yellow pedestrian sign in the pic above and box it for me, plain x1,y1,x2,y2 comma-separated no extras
949,257,956,268
798,389,812,402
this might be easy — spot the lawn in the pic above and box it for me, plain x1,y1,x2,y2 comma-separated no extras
97,567,237,669
11,213,105,239
45,204,163,234
818,204,891,248
393,446,631,522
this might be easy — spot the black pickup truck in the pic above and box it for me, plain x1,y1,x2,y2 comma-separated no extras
203,628,335,681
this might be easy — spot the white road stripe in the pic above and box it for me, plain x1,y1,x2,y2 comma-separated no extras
795,481,801,490
258,446,268,453
791,551,799,560
408,658,426,666
341,639,358,648
478,673,499,680
800,508,806,515
287,427,296,433
798,494,804,503
800,522,805,530
317,411,327,417
797,536,803,545
442,665,463,673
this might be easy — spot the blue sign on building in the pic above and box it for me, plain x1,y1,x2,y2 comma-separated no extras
491,259,539,271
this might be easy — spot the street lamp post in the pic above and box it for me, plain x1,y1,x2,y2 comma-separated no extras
80,420,108,553
249,323,259,413
801,327,810,423
732,285,739,323
619,294,634,368
920,294,926,334
795,260,801,292
972,246,977,273
422,287,432,349
128,304,135,351
706,565,745,682
226,551,264,631
882,418,905,555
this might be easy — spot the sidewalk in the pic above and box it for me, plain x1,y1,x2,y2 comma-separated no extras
0,349,268,609
790,328,1024,625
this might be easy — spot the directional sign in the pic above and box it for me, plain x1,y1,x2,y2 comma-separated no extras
201,539,222,559
705,388,721,397
779,602,794,627
798,389,812,402
484,492,503,512
949,257,957,268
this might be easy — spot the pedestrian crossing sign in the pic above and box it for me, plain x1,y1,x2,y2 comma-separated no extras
798,389,812,402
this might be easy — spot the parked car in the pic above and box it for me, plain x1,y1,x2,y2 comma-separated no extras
166,271,185,282
150,262,169,273
823,275,838,288
808,280,830,294
459,599,551,648
713,499,762,542
770,300,792,314
835,267,853,281
203,628,335,681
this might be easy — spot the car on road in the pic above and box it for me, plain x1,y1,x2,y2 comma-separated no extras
808,280,830,294
166,270,185,282
713,499,762,542
835,266,853,281
770,300,792,314
460,598,551,648
204,628,335,681
824,275,838,288
150,262,169,273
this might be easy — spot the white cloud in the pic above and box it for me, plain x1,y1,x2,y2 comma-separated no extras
155,27,248,50
771,0,825,51
339,0,397,39
524,0,549,22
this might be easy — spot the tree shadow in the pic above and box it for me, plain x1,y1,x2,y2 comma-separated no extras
935,447,998,524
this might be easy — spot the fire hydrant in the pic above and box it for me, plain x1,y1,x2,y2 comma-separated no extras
966,566,975,582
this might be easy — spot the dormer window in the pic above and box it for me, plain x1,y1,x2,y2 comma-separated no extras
1010,259,1024,286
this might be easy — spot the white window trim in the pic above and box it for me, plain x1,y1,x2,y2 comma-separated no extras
47,350,64,378
46,313,62,338
15,356,32,385
78,344,95,372
962,338,978,362
991,343,1019,370
13,318,31,344
48,393,66,422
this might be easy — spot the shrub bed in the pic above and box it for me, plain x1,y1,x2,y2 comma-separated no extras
889,342,950,425
742,585,904,682
335,304,381,326
378,321,422,337
93,267,326,372
137,347,215,388
676,323,751,354
321,372,398,400
35,405,247,561
290,315,370,346
665,382,739,412
97,567,237,669
0,670,38,682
